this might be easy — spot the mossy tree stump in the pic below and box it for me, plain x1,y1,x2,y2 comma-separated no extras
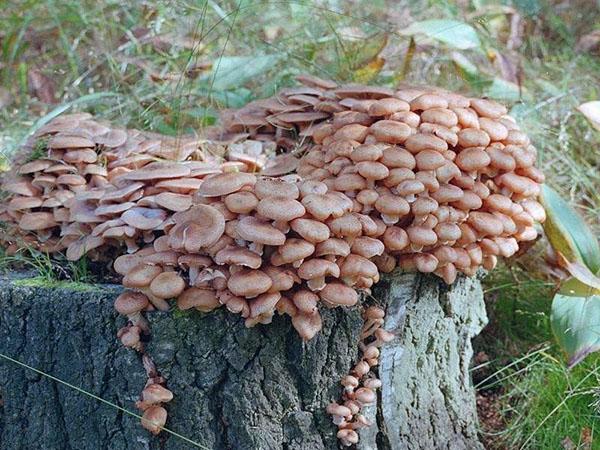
0,271,486,450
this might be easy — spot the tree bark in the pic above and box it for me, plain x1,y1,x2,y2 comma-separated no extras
0,271,486,450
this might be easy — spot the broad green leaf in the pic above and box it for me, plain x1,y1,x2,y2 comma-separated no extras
551,290,600,367
577,101,600,131
485,78,521,101
400,20,481,50
558,277,600,297
540,185,600,274
210,55,281,91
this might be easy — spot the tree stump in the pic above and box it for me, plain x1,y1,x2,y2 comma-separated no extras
0,271,486,450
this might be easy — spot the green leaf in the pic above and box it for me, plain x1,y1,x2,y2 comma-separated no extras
551,290,600,367
400,20,481,50
485,78,521,101
210,55,281,91
540,185,600,274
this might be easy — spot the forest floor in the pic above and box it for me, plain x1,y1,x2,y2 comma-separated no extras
1,1,600,448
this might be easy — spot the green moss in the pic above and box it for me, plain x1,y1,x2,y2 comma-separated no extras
12,276,101,292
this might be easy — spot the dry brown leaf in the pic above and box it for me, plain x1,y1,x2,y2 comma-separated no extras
581,427,592,450
556,252,600,289
576,30,600,54
561,436,576,450
28,68,57,104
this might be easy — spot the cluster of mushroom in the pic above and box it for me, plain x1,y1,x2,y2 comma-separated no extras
0,75,546,445
327,305,393,446
217,77,547,285
112,172,380,341
114,290,174,434
0,113,274,260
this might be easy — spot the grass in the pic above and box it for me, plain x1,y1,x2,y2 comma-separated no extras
1,0,600,448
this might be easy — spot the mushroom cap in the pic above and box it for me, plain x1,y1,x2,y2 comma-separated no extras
123,264,163,288
276,238,315,264
261,154,299,177
198,172,256,197
351,236,385,258
326,402,352,417
382,226,409,251
256,196,306,222
315,238,351,257
155,177,203,193
340,254,378,281
404,133,448,154
263,265,297,292
121,207,167,230
215,245,262,269
455,147,491,171
155,192,192,212
150,271,186,299
141,384,174,404
290,218,330,243
4,180,41,197
65,235,106,261
227,269,273,298
48,134,95,149
292,290,319,314
224,191,258,214
18,159,53,174
169,205,226,251
141,406,167,435
406,226,438,246
177,287,220,312
114,291,149,315
369,120,411,144
236,216,286,246
298,258,340,280
319,282,358,307
8,196,44,210
18,212,57,230
254,177,299,199
291,310,323,341
120,162,191,181
249,292,281,317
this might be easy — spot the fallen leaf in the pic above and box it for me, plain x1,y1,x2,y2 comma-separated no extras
580,427,592,449
353,57,385,83
561,436,576,450
556,252,600,290
489,49,521,85
575,30,600,54
578,101,600,131
28,68,57,104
